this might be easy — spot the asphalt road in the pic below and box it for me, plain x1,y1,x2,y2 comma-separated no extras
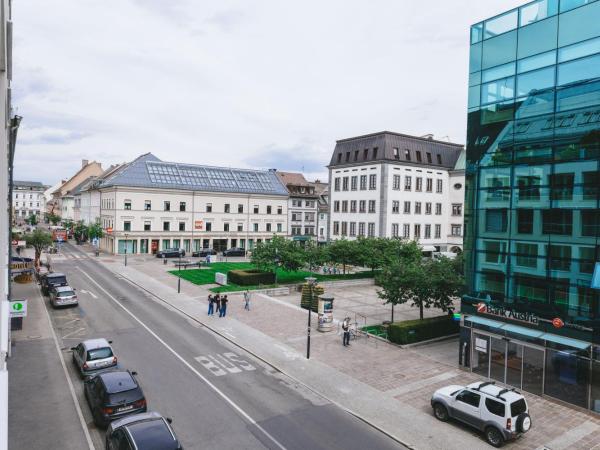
45,243,406,450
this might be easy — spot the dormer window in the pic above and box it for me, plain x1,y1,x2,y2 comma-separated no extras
372,147,378,159
337,153,342,163
393,147,399,159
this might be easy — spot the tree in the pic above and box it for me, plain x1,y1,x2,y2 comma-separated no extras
47,213,60,225
25,229,52,268
428,256,465,313
325,239,359,274
304,241,326,273
251,236,305,282
74,221,88,242
87,221,104,241
26,214,38,226
62,219,74,232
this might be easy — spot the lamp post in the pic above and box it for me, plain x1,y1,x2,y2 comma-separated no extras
124,233,128,266
305,276,317,359
177,250,182,293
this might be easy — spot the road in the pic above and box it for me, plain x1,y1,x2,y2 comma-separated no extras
44,242,406,450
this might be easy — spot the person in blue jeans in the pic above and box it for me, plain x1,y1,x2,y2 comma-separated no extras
219,295,229,317
207,294,214,316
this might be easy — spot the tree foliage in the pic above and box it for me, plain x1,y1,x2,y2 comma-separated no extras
47,213,60,225
25,229,52,268
325,238,359,274
251,235,305,278
87,221,104,241
74,221,88,242
26,214,38,226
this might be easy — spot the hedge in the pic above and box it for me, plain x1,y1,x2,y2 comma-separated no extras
387,315,459,345
227,269,275,286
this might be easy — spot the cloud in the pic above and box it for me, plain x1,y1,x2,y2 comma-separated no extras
247,144,328,176
18,126,91,145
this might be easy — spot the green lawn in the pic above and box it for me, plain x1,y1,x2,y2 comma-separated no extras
169,262,377,293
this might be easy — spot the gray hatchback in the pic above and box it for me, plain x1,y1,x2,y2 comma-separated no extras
72,338,118,378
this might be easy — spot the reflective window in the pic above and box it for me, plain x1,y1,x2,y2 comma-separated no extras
469,71,482,87
558,53,600,85
471,23,483,44
481,76,515,104
556,79,600,111
482,31,517,69
560,0,598,13
558,0,600,47
470,42,482,73
515,90,555,118
520,0,558,26
484,10,518,39
558,36,600,62
482,62,515,82
517,16,558,59
468,85,481,109
517,50,556,73
516,67,555,97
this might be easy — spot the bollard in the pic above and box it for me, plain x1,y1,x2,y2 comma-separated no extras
163,257,167,265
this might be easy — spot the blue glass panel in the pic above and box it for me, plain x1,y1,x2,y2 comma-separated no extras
470,42,482,73
560,0,598,13
515,91,555,118
558,36,600,62
469,71,482,87
482,62,516,82
517,16,558,59
517,67,556,97
471,23,483,44
481,77,515,104
469,85,481,108
556,79,600,111
484,10,518,39
517,51,556,73
482,31,517,69
558,1,600,47
558,53,600,85
520,0,559,26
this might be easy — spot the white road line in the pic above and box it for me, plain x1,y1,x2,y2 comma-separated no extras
77,267,287,450
37,287,95,450
61,327,86,340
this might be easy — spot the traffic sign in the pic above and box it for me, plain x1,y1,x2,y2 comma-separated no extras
106,227,113,234
11,240,17,246
9,300,27,318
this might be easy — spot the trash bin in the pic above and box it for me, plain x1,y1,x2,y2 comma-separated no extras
317,294,334,332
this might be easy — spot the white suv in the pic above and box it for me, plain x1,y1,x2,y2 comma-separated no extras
431,381,531,447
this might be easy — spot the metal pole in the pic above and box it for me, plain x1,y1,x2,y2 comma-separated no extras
124,233,128,266
305,276,317,360
178,253,181,293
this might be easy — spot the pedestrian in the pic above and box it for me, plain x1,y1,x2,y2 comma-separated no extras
206,253,211,266
207,294,214,316
243,290,251,311
220,295,229,317
342,317,351,347
214,294,221,315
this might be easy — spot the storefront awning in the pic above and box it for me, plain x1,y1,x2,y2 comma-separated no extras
465,315,504,329
421,245,437,252
540,333,590,350
501,323,544,338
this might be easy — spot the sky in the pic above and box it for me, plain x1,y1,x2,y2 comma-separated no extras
12,0,526,186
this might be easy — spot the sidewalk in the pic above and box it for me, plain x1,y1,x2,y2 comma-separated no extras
8,274,90,450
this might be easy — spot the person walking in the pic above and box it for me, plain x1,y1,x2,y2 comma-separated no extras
342,317,351,347
207,294,214,316
214,294,221,316
219,295,229,317
243,290,251,311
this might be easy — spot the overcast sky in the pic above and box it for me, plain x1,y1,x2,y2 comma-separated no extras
13,0,525,185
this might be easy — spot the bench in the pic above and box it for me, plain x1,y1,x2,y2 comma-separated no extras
172,260,201,269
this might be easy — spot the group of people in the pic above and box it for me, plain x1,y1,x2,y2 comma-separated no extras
207,294,229,317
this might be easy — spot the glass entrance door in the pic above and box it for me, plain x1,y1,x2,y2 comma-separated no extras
472,333,490,377
506,342,523,388
522,346,544,395
490,337,506,383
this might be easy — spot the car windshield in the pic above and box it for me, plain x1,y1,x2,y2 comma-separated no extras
57,291,75,297
87,347,113,361
49,276,67,285
510,398,527,417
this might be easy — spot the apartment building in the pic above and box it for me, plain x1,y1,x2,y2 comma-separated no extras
328,131,465,253
313,180,329,244
12,181,45,222
95,153,289,254
52,159,104,220
274,171,319,243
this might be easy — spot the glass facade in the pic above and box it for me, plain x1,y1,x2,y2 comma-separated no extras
463,0,600,412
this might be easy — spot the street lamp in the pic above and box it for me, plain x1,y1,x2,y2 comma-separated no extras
305,276,317,359
124,233,128,266
177,250,182,293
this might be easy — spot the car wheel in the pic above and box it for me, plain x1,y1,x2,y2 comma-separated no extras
433,403,449,422
516,413,532,433
485,426,504,448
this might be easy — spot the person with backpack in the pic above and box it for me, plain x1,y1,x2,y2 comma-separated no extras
207,294,214,316
220,295,229,317
342,317,351,347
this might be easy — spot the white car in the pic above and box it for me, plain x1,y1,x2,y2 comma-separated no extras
71,338,118,378
431,381,531,447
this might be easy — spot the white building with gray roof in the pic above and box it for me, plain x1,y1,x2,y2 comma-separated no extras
93,153,289,255
12,180,46,222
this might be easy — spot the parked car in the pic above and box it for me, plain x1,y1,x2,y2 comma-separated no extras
105,412,183,450
156,248,185,258
192,248,216,258
72,338,118,378
49,285,78,308
222,247,246,257
431,381,531,447
84,370,147,428
40,272,68,295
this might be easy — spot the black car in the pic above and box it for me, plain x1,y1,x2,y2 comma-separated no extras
106,412,183,450
156,248,185,258
222,247,246,257
192,248,216,257
84,370,147,428
40,272,68,296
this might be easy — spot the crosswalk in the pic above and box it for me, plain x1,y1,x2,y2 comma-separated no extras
47,253,91,261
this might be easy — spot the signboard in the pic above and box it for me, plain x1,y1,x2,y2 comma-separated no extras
592,262,600,290
106,227,113,234
475,337,487,353
317,296,334,332
194,220,203,230
9,300,27,318
11,240,17,246
476,302,538,325
17,240,26,247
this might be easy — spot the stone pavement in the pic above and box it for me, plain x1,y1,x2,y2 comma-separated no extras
95,253,600,450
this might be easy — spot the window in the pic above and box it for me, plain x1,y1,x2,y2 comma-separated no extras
517,209,534,234
542,209,573,235
368,200,376,213
237,204,244,214
333,221,340,235
334,201,340,212
363,149,369,159
369,174,377,190
341,222,348,236
342,201,348,213
426,152,432,163
415,202,422,214
425,203,431,215
345,152,350,162
237,223,243,232
358,222,365,237
144,200,151,211
164,201,171,211
277,223,282,232
123,221,131,231
124,200,131,210
360,175,367,190
304,226,315,236
437,154,442,164
277,206,283,215
424,224,431,238
414,224,421,238
372,147,378,159
224,204,230,213
144,221,151,231
516,243,538,268
404,176,412,191
435,224,441,238
436,179,443,193
253,223,259,232
359,200,366,213
404,149,411,160
416,177,422,191
266,205,271,214
485,398,506,417
403,224,410,238
452,204,462,216
253,205,259,214
451,225,462,236
351,176,358,191
350,200,357,213
392,223,399,237
337,154,342,163
342,177,349,191
583,171,599,200
517,175,541,200
367,223,375,237
206,222,212,232
581,210,599,236
404,201,411,214
179,222,186,231
305,212,315,221
392,201,400,213
266,223,272,232
207,203,212,212
547,244,571,271
350,222,356,236
486,209,508,232
549,173,574,200
436,203,442,215
354,150,359,161
416,151,422,162
334,178,340,191
291,226,302,235
163,221,170,231
180,202,186,212
456,390,480,408
393,175,401,190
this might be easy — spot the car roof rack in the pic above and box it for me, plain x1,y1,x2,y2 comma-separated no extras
496,388,511,399
473,381,495,391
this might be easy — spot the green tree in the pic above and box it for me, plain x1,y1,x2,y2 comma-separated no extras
26,214,38,226
251,236,305,282
87,221,104,241
304,241,326,273
47,213,60,225
74,221,88,242
325,238,359,274
428,256,465,313
25,229,52,268
62,219,74,232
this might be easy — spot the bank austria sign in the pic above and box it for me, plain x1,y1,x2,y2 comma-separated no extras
476,302,539,325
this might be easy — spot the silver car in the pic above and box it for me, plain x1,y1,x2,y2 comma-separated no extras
71,338,118,378
49,285,78,308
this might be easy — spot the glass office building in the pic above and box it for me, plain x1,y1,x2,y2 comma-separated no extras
461,0,600,412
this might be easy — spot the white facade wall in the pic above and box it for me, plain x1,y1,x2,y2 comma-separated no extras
317,211,328,243
79,189,101,225
59,196,74,221
12,187,43,220
98,187,288,254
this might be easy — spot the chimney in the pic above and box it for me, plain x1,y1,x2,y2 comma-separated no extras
82,159,89,168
